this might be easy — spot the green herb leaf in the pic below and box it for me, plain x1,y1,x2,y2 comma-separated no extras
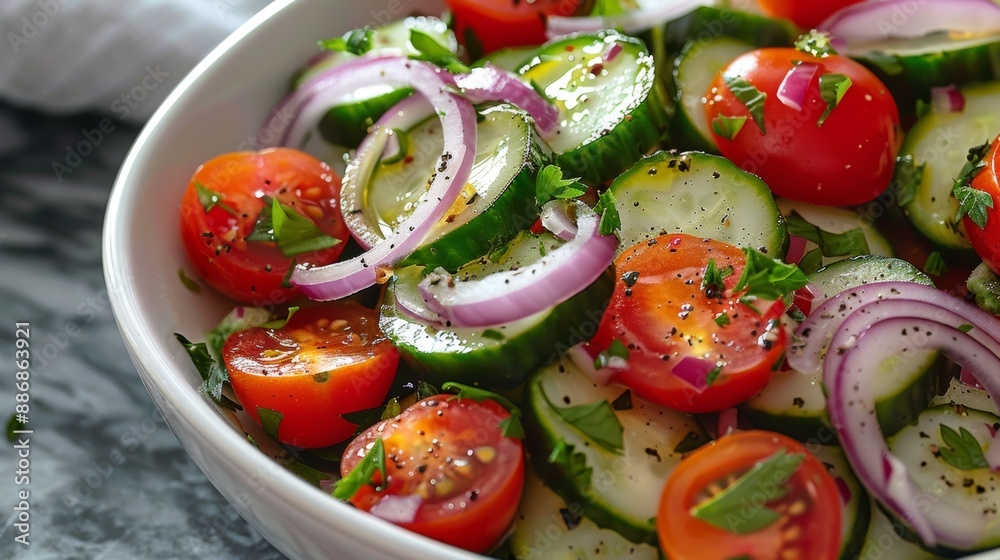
410,29,469,73
938,424,989,470
798,248,824,275
178,268,201,294
194,181,238,216
673,431,709,454
924,251,948,277
318,26,374,55
548,440,593,491
594,339,629,369
544,396,624,453
6,413,20,443
257,406,283,440
381,397,402,420
333,438,387,500
594,190,622,237
711,115,748,141
482,329,505,341
206,306,272,360
702,258,735,297
281,259,297,289
732,247,810,304
174,333,242,411
893,155,926,207
817,73,852,126
958,323,975,334
536,165,588,205
714,312,731,327
705,366,723,388
417,381,440,400
611,390,633,411
794,30,838,58
785,211,870,258
248,197,341,257
590,0,637,16
954,185,995,229
691,450,805,535
723,75,767,134
261,306,300,330
442,382,525,439
380,128,410,165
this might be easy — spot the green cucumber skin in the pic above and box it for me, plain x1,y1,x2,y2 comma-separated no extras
518,31,673,186
811,445,873,560
318,88,413,147
380,271,613,391
397,133,548,272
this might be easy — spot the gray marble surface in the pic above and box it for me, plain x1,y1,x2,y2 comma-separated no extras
0,104,285,559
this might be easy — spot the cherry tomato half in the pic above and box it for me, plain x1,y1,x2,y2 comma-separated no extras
447,0,582,55
179,148,350,303
705,48,900,207
588,235,786,413
756,0,864,30
341,395,525,553
223,302,399,448
963,136,1000,276
658,430,843,560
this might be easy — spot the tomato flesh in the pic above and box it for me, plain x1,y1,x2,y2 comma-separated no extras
964,136,1000,276
341,396,524,553
705,48,900,207
446,0,582,55
756,0,864,29
179,148,349,303
658,430,843,560
223,302,399,448
589,235,786,413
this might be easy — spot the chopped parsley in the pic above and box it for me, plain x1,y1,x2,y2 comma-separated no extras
194,181,237,216
544,395,625,453
794,30,838,58
257,406,283,440
594,189,622,237
938,424,989,471
174,333,241,411
714,312,731,327
711,115,748,141
723,75,767,134
536,165,588,205
705,366,723,388
732,247,809,308
260,306,300,330
333,437,387,500
409,29,469,73
246,197,341,257
701,258,734,298
442,382,525,438
785,211,870,258
892,155,926,208
548,440,593,491
317,26,374,55
924,251,948,277
594,339,630,370
817,73,852,126
952,143,994,229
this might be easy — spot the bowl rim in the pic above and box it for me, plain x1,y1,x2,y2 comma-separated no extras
101,1,483,558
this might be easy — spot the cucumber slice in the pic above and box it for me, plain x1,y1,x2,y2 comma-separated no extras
858,506,944,560
886,405,1000,554
294,16,458,147
474,46,537,73
742,256,938,440
509,469,660,560
811,445,872,560
345,102,548,272
777,197,894,272
380,233,614,390
898,82,1000,251
968,262,1000,316
655,6,797,59
843,32,1000,115
609,150,788,257
517,31,672,186
525,357,707,545
931,377,999,416
671,36,755,153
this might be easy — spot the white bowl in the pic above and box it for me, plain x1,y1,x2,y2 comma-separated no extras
102,1,481,558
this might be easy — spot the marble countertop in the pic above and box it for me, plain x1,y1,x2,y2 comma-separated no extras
0,104,285,559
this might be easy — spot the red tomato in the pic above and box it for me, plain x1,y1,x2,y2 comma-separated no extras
658,430,843,560
447,0,582,55
756,0,864,29
704,48,900,207
588,235,786,413
341,395,524,553
962,136,1000,276
223,302,399,448
179,148,350,304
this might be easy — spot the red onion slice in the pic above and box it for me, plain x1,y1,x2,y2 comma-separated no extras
776,62,819,112
454,64,558,133
827,313,1000,548
546,0,712,39
566,343,617,385
272,58,478,300
930,85,966,114
369,494,422,524
818,0,1000,45
785,235,808,265
415,200,616,328
671,356,719,393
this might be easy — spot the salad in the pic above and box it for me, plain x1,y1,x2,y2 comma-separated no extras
173,0,1000,558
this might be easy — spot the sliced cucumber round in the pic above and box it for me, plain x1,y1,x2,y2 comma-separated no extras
671,36,755,153
517,31,672,186
524,357,707,545
609,150,788,257
655,6,797,59
344,102,548,273
886,405,1000,554
474,46,537,73
811,445,872,560
294,16,458,147
380,233,614,390
509,469,660,560
858,506,944,560
844,32,1000,115
898,82,1000,251
742,256,938,440
931,377,999,416
777,198,894,273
